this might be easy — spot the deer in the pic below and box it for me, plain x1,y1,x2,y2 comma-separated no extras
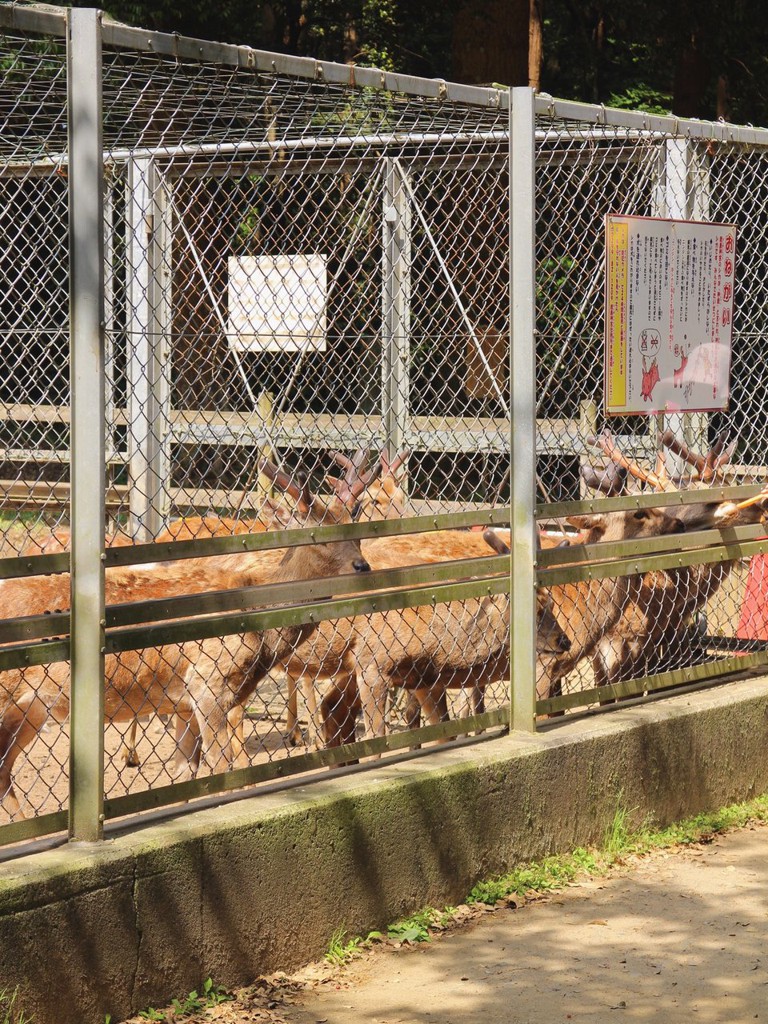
17,449,407,767
0,459,372,818
580,429,768,693
279,522,521,751
346,528,572,742
350,497,705,742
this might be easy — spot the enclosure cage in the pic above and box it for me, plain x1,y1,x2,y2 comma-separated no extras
1,3,768,848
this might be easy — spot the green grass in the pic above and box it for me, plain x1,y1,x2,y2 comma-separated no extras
130,791,768,1019
325,926,365,965
325,791,768,958
0,986,33,1024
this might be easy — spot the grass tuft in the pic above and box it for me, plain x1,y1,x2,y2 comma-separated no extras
324,926,364,965
0,987,33,1024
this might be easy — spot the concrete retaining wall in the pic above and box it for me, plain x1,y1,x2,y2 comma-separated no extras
1,677,767,1023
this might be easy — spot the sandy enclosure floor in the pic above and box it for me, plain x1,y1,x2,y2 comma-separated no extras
1,666,512,824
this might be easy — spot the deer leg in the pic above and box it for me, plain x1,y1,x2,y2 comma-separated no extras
283,670,303,747
413,683,450,744
194,697,233,775
172,707,202,779
187,636,262,774
121,718,140,768
227,705,246,766
454,684,485,718
536,662,563,718
458,684,486,736
0,694,56,819
299,671,323,750
403,691,422,730
320,670,360,750
357,662,390,745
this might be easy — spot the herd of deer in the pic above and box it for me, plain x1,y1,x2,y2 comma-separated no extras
0,432,764,819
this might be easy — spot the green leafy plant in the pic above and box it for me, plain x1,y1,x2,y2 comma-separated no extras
603,794,647,860
137,1010,165,1022
139,979,232,1021
325,926,364,965
387,906,456,944
308,792,768,988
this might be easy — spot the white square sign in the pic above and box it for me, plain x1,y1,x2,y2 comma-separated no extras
227,253,328,352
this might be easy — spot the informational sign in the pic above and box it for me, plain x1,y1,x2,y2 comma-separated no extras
227,254,328,352
604,215,736,415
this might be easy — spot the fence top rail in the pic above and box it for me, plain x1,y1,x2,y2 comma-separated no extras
0,2,507,108
5,5,768,148
534,92,768,146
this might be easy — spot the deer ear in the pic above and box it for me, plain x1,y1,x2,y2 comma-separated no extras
580,462,627,496
482,529,510,555
566,513,605,533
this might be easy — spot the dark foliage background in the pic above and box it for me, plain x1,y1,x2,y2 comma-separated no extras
70,0,768,126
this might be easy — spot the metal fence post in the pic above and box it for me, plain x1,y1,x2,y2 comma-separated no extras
509,87,537,732
127,157,172,540
67,7,106,841
382,158,411,460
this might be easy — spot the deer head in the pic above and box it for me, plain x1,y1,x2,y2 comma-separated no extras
481,529,571,655
580,430,768,531
258,458,371,577
327,448,408,521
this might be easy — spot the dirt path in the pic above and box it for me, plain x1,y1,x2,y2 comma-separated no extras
148,819,768,1024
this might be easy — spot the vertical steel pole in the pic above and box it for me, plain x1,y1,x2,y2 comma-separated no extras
126,156,172,540
509,88,537,732
67,7,105,841
382,158,411,461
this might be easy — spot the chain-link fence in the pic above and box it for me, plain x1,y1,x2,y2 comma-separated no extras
1,4,768,846
0,5,518,842
533,102,768,715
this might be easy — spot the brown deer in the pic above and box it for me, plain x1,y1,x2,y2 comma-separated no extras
18,449,405,767
348,528,571,742
349,501,702,742
280,524,520,750
0,460,371,818
582,430,767,692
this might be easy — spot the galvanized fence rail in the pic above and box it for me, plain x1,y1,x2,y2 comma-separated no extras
0,3,766,849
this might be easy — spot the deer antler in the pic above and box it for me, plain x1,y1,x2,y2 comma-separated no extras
330,449,369,480
659,428,707,476
579,461,628,496
660,428,736,484
702,429,737,482
327,449,382,505
380,448,409,478
587,432,666,491
257,459,314,510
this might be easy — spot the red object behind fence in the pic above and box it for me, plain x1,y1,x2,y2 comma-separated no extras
736,553,768,641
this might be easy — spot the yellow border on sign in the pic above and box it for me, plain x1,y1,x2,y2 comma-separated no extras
606,218,629,410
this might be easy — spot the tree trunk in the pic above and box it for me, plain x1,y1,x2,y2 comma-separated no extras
452,0,530,86
528,0,544,90
673,34,710,118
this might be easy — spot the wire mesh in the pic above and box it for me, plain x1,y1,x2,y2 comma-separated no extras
0,13,516,832
2,9,768,837
534,107,768,714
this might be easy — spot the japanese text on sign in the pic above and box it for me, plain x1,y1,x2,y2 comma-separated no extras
604,215,736,415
